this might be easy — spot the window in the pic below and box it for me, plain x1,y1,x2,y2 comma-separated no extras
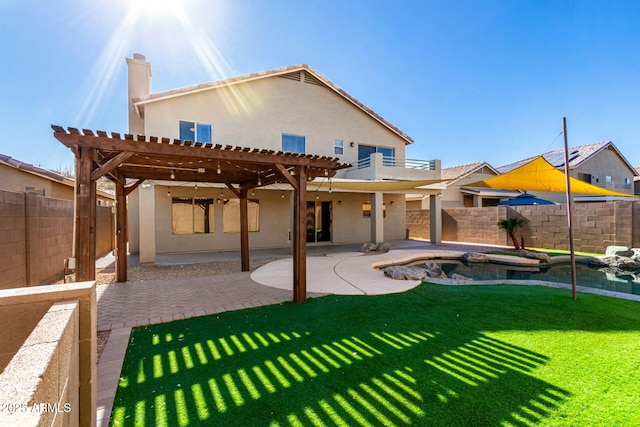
358,144,395,165
361,202,386,218
605,175,612,183
25,186,45,196
179,120,212,143
223,198,260,233
624,177,631,185
334,139,344,155
172,197,214,234
282,134,306,154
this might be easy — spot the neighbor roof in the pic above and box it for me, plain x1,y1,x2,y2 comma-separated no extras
441,162,500,184
0,153,68,182
132,64,414,145
498,141,638,175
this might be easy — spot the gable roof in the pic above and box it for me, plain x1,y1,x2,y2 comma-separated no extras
132,64,413,145
498,141,638,175
441,161,500,185
0,153,69,182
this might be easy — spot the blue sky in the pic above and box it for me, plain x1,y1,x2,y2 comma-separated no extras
1,0,638,171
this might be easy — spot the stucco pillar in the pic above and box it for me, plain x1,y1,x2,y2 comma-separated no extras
430,193,442,244
370,192,384,244
139,183,156,264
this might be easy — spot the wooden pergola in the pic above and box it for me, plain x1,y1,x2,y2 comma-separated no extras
52,126,349,303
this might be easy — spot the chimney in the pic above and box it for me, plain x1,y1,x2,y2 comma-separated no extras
126,53,152,135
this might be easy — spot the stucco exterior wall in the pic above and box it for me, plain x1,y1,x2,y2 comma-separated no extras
133,186,407,255
0,163,74,200
141,74,407,168
130,70,413,253
573,147,635,194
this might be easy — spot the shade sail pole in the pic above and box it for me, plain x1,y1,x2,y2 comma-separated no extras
563,117,577,300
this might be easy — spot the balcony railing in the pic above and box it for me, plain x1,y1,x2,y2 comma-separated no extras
350,156,438,171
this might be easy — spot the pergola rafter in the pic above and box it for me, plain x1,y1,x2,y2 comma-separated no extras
53,125,350,303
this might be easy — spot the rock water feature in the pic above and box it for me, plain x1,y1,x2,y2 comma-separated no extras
381,246,640,295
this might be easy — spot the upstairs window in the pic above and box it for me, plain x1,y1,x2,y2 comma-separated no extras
180,120,212,143
334,139,344,155
282,134,306,154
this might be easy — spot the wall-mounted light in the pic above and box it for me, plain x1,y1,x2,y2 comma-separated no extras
338,200,342,205
167,187,171,197
257,172,261,186
194,183,198,190
281,190,285,199
390,200,394,206
217,162,221,174
349,141,355,147
170,170,176,180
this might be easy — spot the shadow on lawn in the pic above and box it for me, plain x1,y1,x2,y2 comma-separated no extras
110,292,577,426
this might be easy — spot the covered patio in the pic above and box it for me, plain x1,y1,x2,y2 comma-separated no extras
52,125,349,303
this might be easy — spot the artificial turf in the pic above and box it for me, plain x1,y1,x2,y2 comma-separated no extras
109,284,640,426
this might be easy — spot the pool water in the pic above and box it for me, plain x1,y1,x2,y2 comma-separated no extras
420,261,640,296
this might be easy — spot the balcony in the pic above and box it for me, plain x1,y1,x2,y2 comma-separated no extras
340,152,441,181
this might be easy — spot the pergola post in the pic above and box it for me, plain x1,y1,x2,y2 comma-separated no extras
240,188,250,271
75,146,97,281
115,180,127,282
293,166,307,303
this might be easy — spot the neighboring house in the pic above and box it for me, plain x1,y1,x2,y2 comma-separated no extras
635,167,640,196
407,162,520,209
0,153,115,205
126,54,441,259
498,142,638,203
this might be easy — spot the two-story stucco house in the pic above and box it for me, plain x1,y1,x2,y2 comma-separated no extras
125,54,442,262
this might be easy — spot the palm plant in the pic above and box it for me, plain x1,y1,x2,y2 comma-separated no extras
497,216,529,250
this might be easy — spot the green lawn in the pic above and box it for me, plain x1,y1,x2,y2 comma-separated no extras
110,284,640,426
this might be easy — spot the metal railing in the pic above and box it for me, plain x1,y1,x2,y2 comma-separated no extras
350,156,437,171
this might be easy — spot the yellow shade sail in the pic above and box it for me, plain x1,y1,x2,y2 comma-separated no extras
467,156,634,197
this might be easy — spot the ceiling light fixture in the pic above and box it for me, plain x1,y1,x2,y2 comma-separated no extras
170,170,175,180
217,162,221,174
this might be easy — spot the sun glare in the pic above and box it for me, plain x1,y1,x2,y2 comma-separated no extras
74,0,253,129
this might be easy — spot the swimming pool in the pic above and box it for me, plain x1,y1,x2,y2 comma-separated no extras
415,260,640,296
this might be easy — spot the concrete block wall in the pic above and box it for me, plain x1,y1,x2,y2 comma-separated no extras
96,206,115,258
0,191,27,288
0,301,52,372
408,200,639,253
0,281,97,427
26,193,74,286
0,300,79,426
0,190,115,289
442,206,505,245
406,209,430,240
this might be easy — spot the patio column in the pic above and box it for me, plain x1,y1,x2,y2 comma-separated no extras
138,182,156,265
293,166,307,303
115,180,127,282
239,188,250,271
75,146,97,281
370,192,384,244
430,193,442,244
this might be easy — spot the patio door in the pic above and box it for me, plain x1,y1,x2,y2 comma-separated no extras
306,201,332,243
